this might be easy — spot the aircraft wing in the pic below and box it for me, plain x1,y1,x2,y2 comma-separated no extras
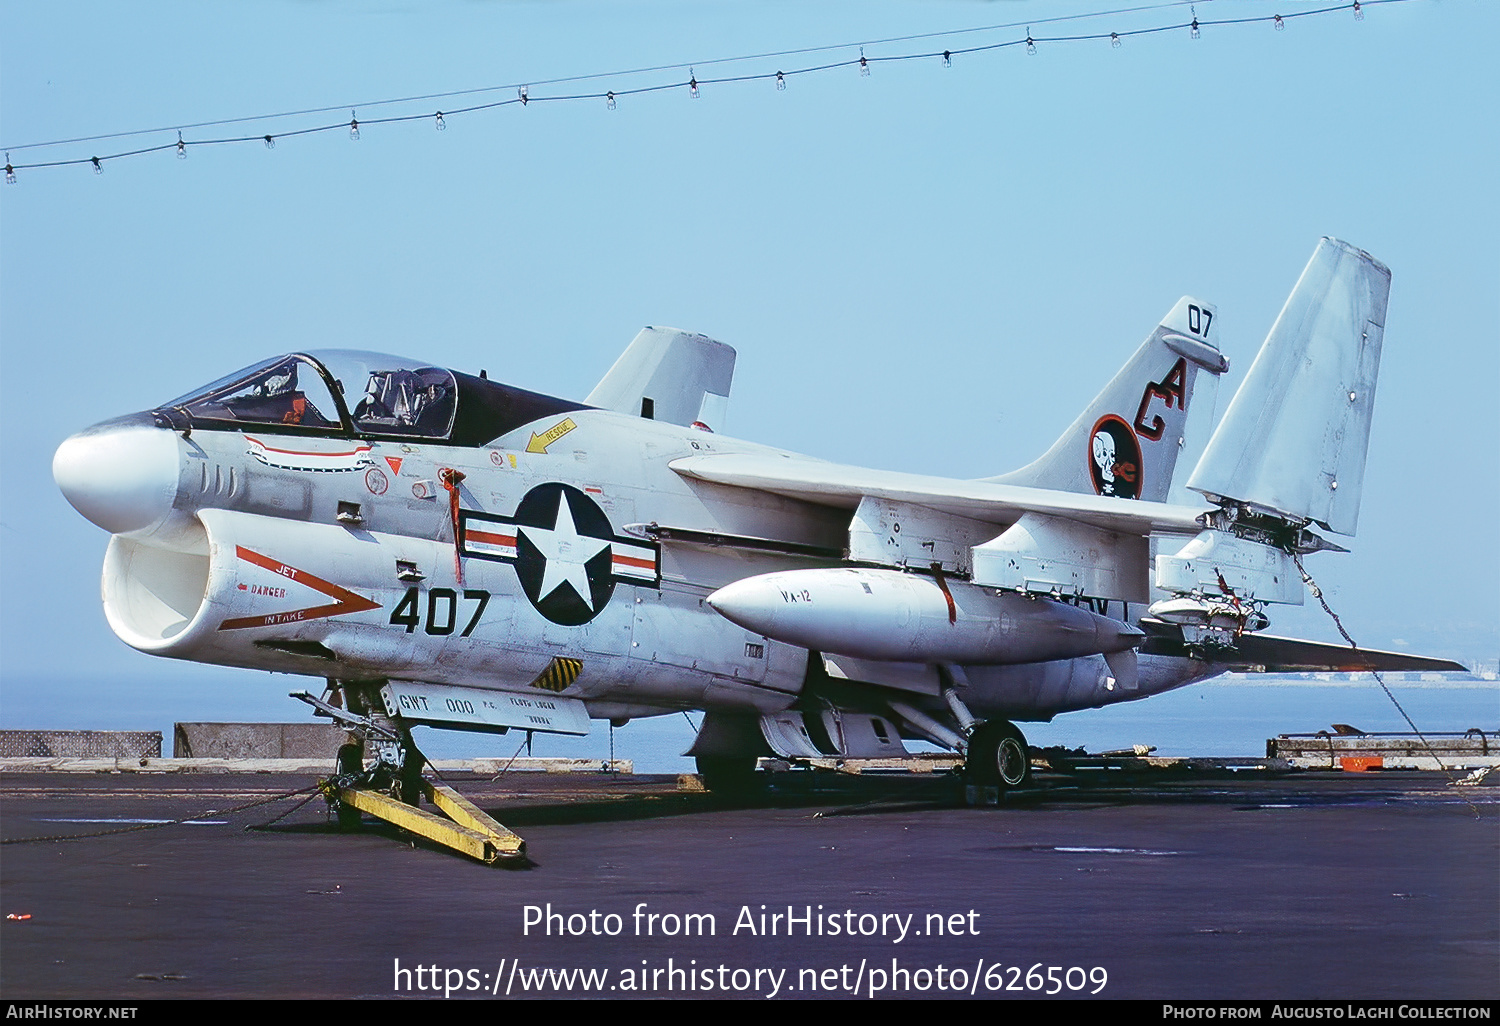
670,452,1207,537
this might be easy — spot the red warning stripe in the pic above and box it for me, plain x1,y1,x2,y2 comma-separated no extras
611,553,656,570
217,546,380,631
466,528,517,548
244,435,373,459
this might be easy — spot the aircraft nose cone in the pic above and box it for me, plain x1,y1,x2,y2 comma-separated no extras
53,417,180,535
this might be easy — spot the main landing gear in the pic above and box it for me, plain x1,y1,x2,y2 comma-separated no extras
937,676,1033,795
694,755,769,804
295,685,527,865
964,720,1032,790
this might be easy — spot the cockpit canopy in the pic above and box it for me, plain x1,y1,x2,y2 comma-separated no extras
158,350,583,447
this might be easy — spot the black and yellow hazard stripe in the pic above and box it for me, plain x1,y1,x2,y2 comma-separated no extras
529,657,583,693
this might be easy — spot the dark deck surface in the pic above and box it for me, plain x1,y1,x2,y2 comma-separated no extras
1,769,1495,1000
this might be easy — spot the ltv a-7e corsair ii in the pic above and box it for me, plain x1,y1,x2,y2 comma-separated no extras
54,238,1461,802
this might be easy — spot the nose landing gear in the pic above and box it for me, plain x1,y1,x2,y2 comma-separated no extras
295,687,527,865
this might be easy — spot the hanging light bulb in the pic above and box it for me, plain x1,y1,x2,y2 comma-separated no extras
942,50,952,67
859,48,870,76
264,135,275,149
349,112,360,141
435,111,446,131
689,69,699,98
1111,32,1122,48
1274,14,1284,30
606,91,616,110
518,86,529,105
1191,8,1201,38
5,154,15,185
176,131,186,159
1353,0,1363,19
1026,29,1037,55
775,71,786,90
91,156,102,175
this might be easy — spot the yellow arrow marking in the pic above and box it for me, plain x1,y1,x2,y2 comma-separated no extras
525,417,577,454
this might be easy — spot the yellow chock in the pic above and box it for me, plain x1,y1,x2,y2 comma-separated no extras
329,778,526,865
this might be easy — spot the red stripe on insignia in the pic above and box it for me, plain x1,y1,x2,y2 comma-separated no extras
612,554,656,570
467,529,516,547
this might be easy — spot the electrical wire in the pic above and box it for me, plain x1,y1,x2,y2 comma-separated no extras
3,0,1204,154
2,0,1408,181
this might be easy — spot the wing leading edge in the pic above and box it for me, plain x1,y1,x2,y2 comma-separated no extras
669,452,1207,537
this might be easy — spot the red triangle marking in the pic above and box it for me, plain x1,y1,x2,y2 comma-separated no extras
384,456,404,475
218,547,381,631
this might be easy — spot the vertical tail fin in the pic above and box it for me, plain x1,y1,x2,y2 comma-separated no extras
990,298,1229,502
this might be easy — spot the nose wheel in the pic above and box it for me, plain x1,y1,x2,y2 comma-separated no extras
334,742,365,831
964,720,1032,790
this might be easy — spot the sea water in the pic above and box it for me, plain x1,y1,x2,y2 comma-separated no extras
3,669,1495,774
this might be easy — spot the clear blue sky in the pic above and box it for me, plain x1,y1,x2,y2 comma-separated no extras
2,1,1496,758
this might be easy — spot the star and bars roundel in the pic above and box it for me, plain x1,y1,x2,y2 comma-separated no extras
458,483,659,626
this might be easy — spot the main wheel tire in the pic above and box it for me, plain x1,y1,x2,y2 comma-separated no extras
695,756,767,804
335,743,364,832
966,721,1032,790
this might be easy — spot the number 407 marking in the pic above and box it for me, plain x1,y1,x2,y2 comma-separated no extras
389,587,490,637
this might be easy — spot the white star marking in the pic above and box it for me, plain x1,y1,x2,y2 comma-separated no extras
520,492,611,611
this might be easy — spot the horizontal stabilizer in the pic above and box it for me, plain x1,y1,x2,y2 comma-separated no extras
1209,634,1466,674
1218,636,1464,678
1142,625,1467,673
586,326,735,431
1188,239,1389,536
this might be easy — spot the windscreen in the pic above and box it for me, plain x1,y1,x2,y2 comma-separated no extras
161,354,343,431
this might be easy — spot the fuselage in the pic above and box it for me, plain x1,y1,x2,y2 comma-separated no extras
54,349,1215,735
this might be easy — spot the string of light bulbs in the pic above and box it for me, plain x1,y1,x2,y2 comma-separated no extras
3,0,1402,185
2,0,1206,154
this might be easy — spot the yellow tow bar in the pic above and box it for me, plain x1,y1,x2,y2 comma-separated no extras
326,778,526,865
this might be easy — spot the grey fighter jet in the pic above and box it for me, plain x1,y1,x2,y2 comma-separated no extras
53,238,1462,798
